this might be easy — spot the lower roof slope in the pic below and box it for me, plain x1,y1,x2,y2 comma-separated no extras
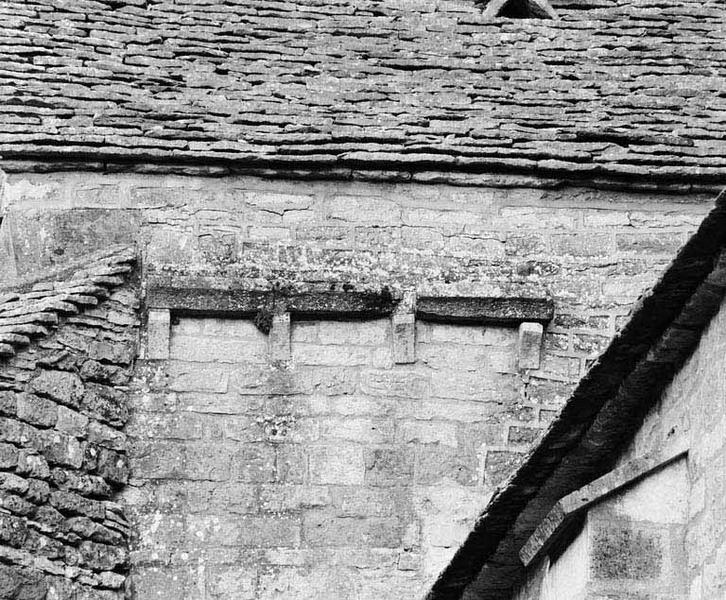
1,0,725,184
0,246,137,360
427,188,726,599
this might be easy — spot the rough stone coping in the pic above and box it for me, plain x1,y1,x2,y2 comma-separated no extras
146,278,554,332
0,245,136,295
519,442,688,568
426,188,726,600
0,245,136,359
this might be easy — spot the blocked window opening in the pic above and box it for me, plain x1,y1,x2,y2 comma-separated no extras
483,0,559,19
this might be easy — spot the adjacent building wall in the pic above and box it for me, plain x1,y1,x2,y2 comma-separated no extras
615,297,726,599
512,457,688,600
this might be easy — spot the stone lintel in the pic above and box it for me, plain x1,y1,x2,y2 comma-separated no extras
146,308,171,360
147,282,553,333
416,296,554,326
519,443,688,567
284,291,396,318
147,285,268,316
147,284,397,319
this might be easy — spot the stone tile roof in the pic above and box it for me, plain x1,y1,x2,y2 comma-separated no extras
427,188,726,599
1,0,725,184
0,246,137,360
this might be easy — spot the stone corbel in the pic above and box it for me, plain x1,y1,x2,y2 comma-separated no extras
146,308,171,360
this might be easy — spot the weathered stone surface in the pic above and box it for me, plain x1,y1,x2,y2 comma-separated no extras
517,322,543,371
270,312,292,364
417,297,554,326
0,564,46,600
591,526,663,580
392,295,416,365
30,371,84,409
0,0,724,186
519,445,687,568
145,308,170,361
15,393,57,428
430,192,726,600
1,174,721,600
0,248,138,600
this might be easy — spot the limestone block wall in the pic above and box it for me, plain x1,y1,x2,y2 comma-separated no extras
0,172,713,366
127,316,529,599
0,170,717,599
616,297,726,599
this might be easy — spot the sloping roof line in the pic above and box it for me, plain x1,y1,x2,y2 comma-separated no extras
426,188,726,600
0,246,137,359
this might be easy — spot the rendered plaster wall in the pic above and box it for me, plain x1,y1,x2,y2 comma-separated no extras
512,458,688,600
0,170,715,599
616,298,726,599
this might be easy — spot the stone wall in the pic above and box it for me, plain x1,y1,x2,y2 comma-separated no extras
0,170,716,599
0,258,140,599
615,296,726,599
127,316,528,599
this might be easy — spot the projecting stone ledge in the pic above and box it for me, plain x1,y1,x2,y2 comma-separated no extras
415,296,554,326
148,280,553,327
147,285,398,321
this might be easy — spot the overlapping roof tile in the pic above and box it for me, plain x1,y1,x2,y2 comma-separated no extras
0,0,724,183
0,246,137,359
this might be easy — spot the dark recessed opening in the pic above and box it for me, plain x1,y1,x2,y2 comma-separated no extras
499,0,533,18
483,0,558,19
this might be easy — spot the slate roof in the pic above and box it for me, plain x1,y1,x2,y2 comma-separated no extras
0,246,137,360
1,0,725,184
426,188,726,599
